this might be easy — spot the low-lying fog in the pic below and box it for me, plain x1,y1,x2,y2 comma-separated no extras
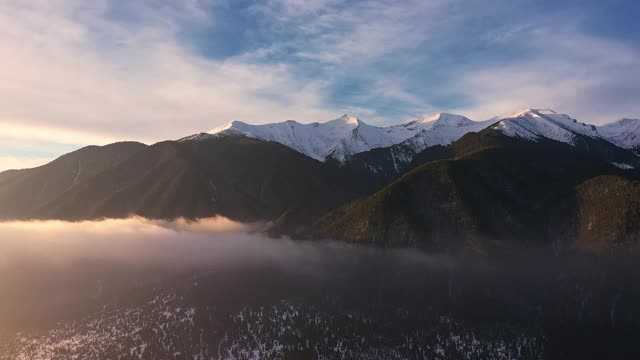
1,217,639,358
0,217,454,334
0,216,452,270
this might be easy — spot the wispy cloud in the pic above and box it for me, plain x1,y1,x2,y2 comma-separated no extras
0,0,337,171
246,0,640,122
448,24,640,122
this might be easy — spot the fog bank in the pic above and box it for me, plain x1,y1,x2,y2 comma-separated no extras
0,216,453,271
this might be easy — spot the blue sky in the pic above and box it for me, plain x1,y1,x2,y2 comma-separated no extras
0,0,639,171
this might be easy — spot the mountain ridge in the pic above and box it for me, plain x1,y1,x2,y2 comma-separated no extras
191,113,492,162
177,108,640,165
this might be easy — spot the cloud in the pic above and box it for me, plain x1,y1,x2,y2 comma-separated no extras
0,216,256,267
0,0,336,157
448,24,640,123
0,217,454,274
251,0,440,62
248,0,640,123
0,215,456,334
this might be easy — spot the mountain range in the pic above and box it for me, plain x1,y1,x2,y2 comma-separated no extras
2,108,639,253
188,109,640,161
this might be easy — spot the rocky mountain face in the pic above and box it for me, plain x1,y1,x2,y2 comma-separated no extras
2,108,639,253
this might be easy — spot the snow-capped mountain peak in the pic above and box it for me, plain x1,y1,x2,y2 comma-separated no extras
497,108,558,119
401,114,493,153
491,108,599,144
200,113,491,162
335,113,360,125
429,113,476,129
207,114,378,162
598,118,640,150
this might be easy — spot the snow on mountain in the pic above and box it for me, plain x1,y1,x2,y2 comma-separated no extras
598,118,640,151
401,113,494,153
490,109,599,144
490,109,640,154
208,113,490,162
216,114,394,162
182,108,639,163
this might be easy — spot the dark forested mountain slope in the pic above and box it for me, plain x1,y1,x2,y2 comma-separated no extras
36,136,368,223
573,175,640,252
0,142,147,219
311,129,640,252
332,143,453,193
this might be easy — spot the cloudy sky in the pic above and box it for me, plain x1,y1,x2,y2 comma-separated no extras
1,0,639,171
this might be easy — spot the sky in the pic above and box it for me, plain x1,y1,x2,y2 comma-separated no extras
0,0,639,171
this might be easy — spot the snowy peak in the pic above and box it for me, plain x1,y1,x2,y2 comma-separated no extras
407,113,473,131
203,113,490,162
598,118,640,150
498,108,558,119
209,114,378,162
492,108,599,144
402,114,493,153
335,114,360,125
430,113,476,128
213,117,355,161
492,109,640,153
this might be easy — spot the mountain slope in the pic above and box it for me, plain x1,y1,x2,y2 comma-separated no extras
329,109,640,201
38,136,367,223
491,108,598,143
574,175,640,252
336,144,453,192
490,109,640,169
0,142,147,219
598,118,640,154
311,129,640,252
